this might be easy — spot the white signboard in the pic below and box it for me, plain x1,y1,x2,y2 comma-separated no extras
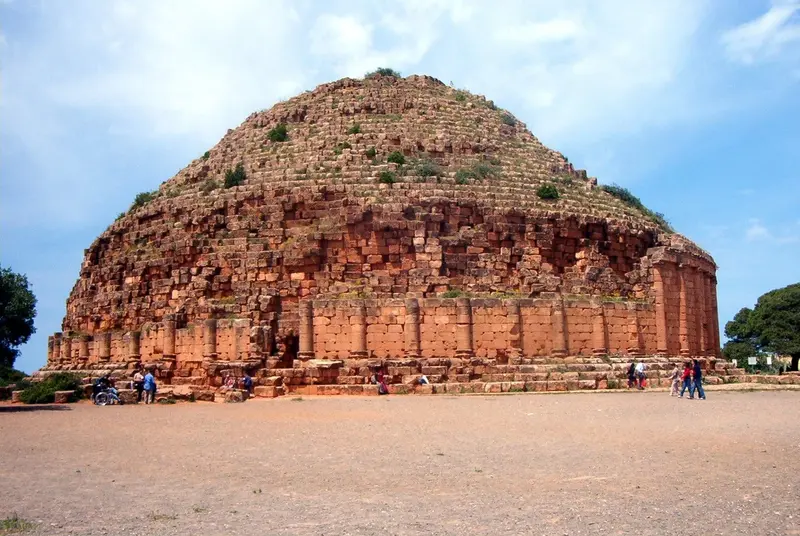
766,356,773,365
731,359,737,367
748,356,758,366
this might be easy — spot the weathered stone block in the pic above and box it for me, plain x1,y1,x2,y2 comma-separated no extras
225,390,247,403
54,390,76,404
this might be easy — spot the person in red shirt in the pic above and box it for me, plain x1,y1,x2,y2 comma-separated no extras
678,362,693,398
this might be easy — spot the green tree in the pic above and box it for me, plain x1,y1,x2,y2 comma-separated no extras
723,283,800,371
0,266,37,370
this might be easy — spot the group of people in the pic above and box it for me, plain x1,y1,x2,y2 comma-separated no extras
670,359,706,400
131,367,157,403
223,373,253,393
627,359,706,399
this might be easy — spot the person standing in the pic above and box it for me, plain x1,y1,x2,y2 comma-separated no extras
691,359,706,400
242,373,253,395
133,369,145,402
627,362,637,389
678,362,693,398
669,364,681,396
143,368,157,404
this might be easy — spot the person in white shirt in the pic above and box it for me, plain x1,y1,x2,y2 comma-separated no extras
634,362,646,390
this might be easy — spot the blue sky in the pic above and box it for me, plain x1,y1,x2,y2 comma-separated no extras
1,0,798,373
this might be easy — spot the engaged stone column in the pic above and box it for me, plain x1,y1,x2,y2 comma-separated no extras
53,333,63,363
350,302,368,358
203,319,218,359
591,305,608,356
62,335,72,361
128,331,141,361
551,299,568,357
508,300,523,359
627,305,642,355
710,277,721,357
78,335,90,362
163,316,176,359
98,332,111,362
297,301,315,360
47,335,54,363
695,270,707,357
653,265,668,355
455,297,474,358
404,298,421,358
678,266,691,357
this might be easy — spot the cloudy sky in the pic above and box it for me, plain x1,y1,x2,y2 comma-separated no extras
2,0,799,373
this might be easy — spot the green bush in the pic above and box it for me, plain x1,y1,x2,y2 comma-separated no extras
599,183,673,232
347,124,361,134
224,163,246,188
0,366,26,387
267,123,288,142
365,67,401,78
415,158,441,178
365,147,377,159
471,162,498,180
200,178,220,195
454,91,467,102
441,290,465,298
500,112,516,126
387,151,405,165
130,191,157,211
455,169,473,184
379,171,397,184
537,184,560,200
202,151,210,160
19,373,82,404
333,141,352,155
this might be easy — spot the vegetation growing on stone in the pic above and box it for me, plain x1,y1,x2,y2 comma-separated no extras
471,162,499,180
537,184,560,200
224,163,246,188
365,67,401,78
455,169,472,184
202,151,210,160
130,191,157,212
334,142,352,155
599,184,673,232
500,112,516,126
414,158,441,178
365,147,377,159
200,178,220,195
387,151,405,165
454,90,467,102
347,124,361,134
267,123,288,142
379,171,397,184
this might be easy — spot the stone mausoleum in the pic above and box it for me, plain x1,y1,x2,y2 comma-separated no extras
39,74,735,395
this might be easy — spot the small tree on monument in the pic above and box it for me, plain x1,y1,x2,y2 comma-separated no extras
0,266,37,376
722,283,800,371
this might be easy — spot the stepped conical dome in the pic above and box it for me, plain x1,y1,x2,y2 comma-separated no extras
44,74,719,390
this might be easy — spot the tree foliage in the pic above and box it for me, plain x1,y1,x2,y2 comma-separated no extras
0,266,37,369
723,283,800,371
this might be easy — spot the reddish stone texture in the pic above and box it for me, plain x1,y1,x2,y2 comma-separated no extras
40,75,721,390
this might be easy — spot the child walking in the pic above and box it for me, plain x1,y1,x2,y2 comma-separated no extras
669,364,681,396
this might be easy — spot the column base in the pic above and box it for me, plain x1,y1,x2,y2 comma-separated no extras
349,350,369,359
627,347,642,356
455,350,474,359
297,352,315,360
592,348,608,356
162,353,176,361
680,349,691,357
552,349,567,358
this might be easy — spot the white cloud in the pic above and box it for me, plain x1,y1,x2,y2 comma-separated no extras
745,218,800,243
721,0,800,64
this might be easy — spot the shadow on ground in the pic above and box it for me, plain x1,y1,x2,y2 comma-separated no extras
0,404,72,413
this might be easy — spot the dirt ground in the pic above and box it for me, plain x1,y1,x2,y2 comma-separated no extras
1,391,799,536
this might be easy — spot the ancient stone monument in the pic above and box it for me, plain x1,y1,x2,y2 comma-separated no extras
39,74,731,394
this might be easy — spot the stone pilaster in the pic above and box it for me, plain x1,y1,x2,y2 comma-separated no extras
455,297,474,358
297,300,315,360
404,298,421,358
350,302,368,358
627,304,642,356
78,335,90,363
591,304,608,356
710,277,721,358
128,331,141,361
62,335,72,361
203,319,217,360
551,299,568,357
53,333,63,363
696,270,707,357
47,335,54,363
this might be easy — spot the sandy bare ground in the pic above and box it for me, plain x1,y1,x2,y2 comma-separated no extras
1,391,799,536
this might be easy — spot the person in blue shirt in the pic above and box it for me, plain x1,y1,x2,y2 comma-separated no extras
691,359,706,400
242,373,253,394
143,369,157,404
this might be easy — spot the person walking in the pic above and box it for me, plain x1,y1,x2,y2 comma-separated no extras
678,362,693,398
691,359,706,400
669,364,681,396
143,368,157,404
635,361,647,390
242,373,253,395
627,362,637,389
